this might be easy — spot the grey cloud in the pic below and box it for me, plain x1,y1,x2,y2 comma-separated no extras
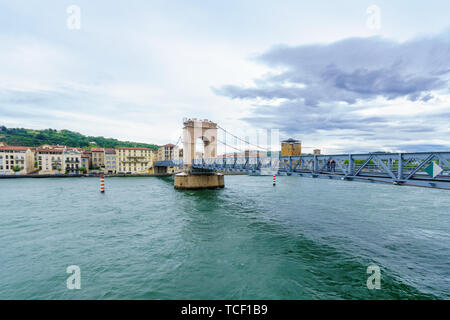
213,31,450,152
216,34,450,106
240,100,391,135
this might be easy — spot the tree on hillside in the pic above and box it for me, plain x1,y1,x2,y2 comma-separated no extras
0,126,158,150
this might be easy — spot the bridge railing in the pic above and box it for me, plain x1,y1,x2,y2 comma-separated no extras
277,152,450,186
192,157,279,171
192,152,450,188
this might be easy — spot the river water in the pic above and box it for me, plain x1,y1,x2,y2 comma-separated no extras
0,176,449,299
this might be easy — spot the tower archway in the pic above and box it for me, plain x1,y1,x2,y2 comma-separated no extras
182,118,217,165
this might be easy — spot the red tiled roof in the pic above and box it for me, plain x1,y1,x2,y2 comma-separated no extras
90,148,105,152
0,146,31,151
36,148,63,153
105,148,115,154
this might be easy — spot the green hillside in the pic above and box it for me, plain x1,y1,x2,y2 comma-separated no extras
0,126,158,150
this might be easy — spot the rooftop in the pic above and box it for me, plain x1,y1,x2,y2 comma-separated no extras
0,146,31,151
36,148,63,153
116,147,152,150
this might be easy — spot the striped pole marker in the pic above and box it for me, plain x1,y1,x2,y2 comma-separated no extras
100,173,105,193
273,175,276,186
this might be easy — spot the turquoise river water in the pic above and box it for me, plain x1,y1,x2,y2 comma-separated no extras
0,176,449,299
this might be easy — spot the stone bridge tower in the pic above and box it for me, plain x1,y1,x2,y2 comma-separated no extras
182,118,218,165
175,118,223,190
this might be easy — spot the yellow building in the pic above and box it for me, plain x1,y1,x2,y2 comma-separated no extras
116,147,153,174
91,148,105,170
81,154,90,173
157,144,180,174
0,145,35,175
281,138,302,156
157,144,179,161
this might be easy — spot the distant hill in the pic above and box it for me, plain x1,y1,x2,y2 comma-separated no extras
0,126,159,150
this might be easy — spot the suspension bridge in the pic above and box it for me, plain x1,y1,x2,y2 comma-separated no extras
154,118,450,190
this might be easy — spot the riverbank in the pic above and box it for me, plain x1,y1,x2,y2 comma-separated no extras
0,171,248,179
0,173,173,179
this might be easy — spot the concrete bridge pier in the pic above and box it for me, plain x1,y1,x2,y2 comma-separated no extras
174,172,224,190
174,118,224,190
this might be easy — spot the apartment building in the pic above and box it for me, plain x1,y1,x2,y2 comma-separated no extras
116,147,153,174
104,148,117,174
91,148,105,170
0,145,35,175
156,144,181,174
81,154,90,173
35,146,64,174
63,148,82,174
157,144,180,161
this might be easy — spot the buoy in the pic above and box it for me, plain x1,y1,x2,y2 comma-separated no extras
273,175,276,186
100,173,105,193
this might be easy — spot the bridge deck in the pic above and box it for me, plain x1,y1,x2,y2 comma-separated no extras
189,151,450,190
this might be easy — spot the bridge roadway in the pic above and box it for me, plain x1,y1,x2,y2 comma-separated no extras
187,151,450,190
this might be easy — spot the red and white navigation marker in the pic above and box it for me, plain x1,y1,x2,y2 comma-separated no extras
100,173,105,193
273,175,276,186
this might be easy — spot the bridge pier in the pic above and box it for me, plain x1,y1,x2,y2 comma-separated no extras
174,172,224,190
175,118,225,190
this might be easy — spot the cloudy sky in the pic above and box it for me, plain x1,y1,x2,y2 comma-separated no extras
0,0,449,153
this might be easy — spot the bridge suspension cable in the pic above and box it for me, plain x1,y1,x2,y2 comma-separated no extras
217,125,270,152
217,139,242,152
174,136,181,147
